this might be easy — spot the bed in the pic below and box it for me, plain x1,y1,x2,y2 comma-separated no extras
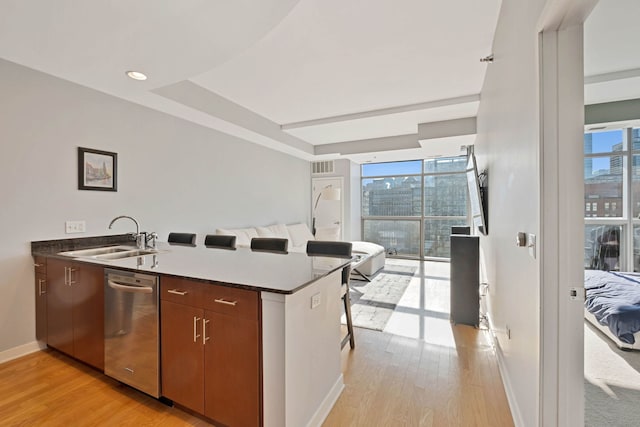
584,269,640,350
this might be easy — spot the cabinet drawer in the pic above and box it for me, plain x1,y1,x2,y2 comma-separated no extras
161,277,259,321
201,285,259,321
160,276,208,307
33,256,46,274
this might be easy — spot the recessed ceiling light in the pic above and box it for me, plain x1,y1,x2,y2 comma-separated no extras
126,70,147,81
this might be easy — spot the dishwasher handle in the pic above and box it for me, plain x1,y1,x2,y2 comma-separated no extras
108,280,153,294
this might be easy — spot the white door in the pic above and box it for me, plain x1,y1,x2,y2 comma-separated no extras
312,177,343,240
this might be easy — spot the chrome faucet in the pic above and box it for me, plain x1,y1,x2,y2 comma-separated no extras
145,232,158,249
108,215,143,249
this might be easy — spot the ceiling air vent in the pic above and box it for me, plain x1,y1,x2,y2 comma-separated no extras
312,160,335,175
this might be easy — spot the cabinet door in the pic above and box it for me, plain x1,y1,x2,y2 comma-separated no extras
161,300,205,414
46,258,74,356
204,311,260,427
72,263,105,370
34,257,47,345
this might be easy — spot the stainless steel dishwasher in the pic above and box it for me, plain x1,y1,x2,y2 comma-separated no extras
104,268,160,397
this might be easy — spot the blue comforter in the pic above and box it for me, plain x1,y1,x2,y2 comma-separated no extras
585,270,640,344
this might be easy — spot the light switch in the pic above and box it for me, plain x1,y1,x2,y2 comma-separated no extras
311,293,321,309
528,234,536,258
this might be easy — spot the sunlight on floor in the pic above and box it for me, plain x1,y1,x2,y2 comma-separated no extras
585,323,640,395
382,259,457,347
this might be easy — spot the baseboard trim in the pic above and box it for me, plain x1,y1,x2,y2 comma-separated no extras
0,341,44,364
305,373,345,427
487,315,525,427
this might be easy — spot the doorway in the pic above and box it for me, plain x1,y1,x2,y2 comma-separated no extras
312,177,344,240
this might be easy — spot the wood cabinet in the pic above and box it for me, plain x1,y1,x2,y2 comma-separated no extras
46,258,105,370
34,256,47,345
161,299,205,413
161,276,261,427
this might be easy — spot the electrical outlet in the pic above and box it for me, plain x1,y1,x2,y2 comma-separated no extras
65,220,86,234
311,293,321,309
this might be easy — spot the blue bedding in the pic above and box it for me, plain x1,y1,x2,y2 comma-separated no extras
585,270,640,344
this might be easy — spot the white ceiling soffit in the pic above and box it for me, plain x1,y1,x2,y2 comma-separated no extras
282,95,480,145
0,0,502,163
584,0,640,105
314,116,477,165
344,134,476,164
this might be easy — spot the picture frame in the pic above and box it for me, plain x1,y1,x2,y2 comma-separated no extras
78,147,117,191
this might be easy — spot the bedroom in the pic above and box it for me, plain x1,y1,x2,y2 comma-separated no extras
583,1,640,424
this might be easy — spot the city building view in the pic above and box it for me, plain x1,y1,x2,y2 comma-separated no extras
584,128,640,272
361,157,469,259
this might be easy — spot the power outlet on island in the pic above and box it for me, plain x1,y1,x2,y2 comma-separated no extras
311,293,321,309
65,220,86,234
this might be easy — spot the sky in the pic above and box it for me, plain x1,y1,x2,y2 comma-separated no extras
586,129,624,174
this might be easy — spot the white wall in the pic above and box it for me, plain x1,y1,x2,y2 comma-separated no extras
0,59,310,354
474,0,546,425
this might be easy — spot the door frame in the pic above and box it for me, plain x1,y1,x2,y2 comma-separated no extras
537,1,599,426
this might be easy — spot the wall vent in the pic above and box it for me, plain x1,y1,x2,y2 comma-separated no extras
312,160,335,175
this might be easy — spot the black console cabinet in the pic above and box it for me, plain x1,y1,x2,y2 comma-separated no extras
450,235,479,327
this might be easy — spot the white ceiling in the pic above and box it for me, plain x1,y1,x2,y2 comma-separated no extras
584,0,640,106
0,0,634,163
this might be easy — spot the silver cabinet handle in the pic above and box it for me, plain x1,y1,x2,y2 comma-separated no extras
214,298,237,306
64,267,68,286
202,319,210,344
38,279,46,295
108,280,153,294
68,268,76,285
193,317,201,343
34,263,43,268
168,289,187,296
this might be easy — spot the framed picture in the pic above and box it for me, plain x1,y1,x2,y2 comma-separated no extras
78,147,117,191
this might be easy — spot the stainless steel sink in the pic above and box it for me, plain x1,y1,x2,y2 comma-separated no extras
94,249,157,260
58,246,158,260
59,246,134,257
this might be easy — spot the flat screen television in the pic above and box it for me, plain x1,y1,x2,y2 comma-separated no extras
466,153,488,235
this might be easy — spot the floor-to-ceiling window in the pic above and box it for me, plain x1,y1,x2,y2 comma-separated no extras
423,156,468,258
584,127,640,271
361,156,469,259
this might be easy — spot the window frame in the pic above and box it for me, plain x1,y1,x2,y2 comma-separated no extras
584,127,640,271
361,156,469,260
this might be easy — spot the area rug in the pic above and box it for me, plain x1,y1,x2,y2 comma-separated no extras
584,321,640,426
347,264,417,331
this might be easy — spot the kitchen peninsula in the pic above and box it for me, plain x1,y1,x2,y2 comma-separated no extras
32,235,349,427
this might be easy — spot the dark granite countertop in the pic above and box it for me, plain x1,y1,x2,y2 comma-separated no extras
32,235,349,294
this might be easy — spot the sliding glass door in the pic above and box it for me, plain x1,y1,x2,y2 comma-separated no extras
361,157,469,260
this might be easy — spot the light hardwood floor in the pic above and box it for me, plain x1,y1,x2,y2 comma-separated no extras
0,327,512,427
325,326,514,427
1,261,513,426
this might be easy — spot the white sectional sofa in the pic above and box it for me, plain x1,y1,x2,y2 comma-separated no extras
215,223,386,277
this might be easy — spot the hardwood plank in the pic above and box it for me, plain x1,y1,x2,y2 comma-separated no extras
323,326,513,427
0,350,211,426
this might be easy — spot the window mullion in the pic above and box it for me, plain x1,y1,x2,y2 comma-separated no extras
625,127,633,271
